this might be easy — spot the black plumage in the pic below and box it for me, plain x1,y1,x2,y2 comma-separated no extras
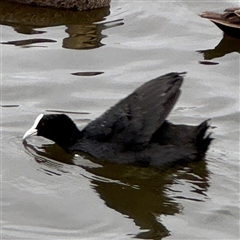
23,72,212,167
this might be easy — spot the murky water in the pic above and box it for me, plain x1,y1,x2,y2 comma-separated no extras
1,0,239,239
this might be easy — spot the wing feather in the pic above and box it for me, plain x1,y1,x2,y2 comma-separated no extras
82,72,185,145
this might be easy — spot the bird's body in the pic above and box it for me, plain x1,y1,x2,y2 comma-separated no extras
23,72,212,167
7,0,110,11
199,7,240,38
70,120,211,167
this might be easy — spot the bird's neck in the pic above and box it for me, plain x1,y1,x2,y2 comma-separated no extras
55,129,82,151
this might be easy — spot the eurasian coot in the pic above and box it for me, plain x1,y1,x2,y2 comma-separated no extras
23,72,212,167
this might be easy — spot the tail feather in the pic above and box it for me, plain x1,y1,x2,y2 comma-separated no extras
195,119,213,158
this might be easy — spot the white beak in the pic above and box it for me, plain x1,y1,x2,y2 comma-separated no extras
22,127,37,140
22,114,44,140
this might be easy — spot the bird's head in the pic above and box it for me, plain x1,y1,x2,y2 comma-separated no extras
23,114,81,150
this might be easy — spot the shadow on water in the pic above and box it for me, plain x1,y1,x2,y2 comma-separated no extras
23,141,211,239
0,0,123,49
197,34,240,60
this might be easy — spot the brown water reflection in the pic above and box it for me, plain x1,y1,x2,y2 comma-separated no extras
198,34,240,60
23,142,210,239
1,38,57,46
71,71,104,76
0,0,123,49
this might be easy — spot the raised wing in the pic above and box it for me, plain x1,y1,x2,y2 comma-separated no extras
82,72,185,145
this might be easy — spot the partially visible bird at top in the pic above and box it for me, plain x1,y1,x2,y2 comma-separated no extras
199,7,240,38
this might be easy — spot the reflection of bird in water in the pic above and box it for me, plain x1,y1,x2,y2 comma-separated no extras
6,0,110,11
0,1,110,32
197,34,240,60
63,19,124,49
23,141,210,239
199,7,240,38
23,72,212,167
0,1,123,50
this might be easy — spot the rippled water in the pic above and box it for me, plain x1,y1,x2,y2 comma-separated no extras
1,0,239,239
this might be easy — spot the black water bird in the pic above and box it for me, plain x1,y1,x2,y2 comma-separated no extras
23,72,212,167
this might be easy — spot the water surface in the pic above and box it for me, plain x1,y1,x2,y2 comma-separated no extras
1,0,239,239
